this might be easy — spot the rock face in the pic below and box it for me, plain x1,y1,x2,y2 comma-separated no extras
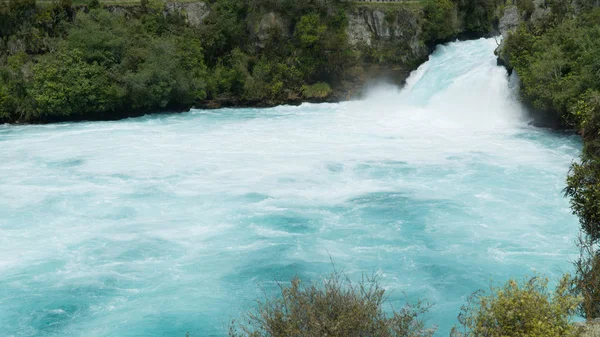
347,9,376,46
165,2,210,27
347,6,428,64
392,9,428,62
339,6,430,98
495,5,522,68
498,5,521,37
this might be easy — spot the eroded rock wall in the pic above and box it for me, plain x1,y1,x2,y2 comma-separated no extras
347,6,428,64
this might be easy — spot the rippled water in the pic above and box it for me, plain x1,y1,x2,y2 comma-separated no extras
0,38,582,336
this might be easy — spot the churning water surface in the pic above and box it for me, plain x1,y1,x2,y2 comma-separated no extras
0,38,583,336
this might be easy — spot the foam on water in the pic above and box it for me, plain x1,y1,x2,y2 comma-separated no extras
0,38,582,336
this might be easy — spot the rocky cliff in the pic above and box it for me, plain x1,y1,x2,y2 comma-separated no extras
249,4,428,67
494,5,520,68
339,5,430,95
95,1,488,96
236,4,432,97
347,6,428,63
164,1,210,27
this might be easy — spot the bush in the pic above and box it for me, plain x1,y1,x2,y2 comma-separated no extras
229,272,436,337
450,275,583,337
30,49,120,117
301,82,332,99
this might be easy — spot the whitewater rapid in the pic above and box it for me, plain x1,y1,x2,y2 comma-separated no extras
0,38,581,336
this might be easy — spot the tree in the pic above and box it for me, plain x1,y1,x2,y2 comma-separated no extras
295,14,326,48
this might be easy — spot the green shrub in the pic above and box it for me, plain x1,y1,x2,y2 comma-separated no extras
295,14,327,48
30,49,120,117
450,275,583,337
229,272,436,337
301,82,332,99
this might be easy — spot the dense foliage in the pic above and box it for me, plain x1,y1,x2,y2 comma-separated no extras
229,272,436,337
504,8,600,125
0,0,356,122
1,0,211,121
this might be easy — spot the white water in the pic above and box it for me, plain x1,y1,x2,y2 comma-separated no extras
0,38,582,336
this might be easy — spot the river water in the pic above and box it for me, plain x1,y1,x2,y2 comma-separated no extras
0,38,582,336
